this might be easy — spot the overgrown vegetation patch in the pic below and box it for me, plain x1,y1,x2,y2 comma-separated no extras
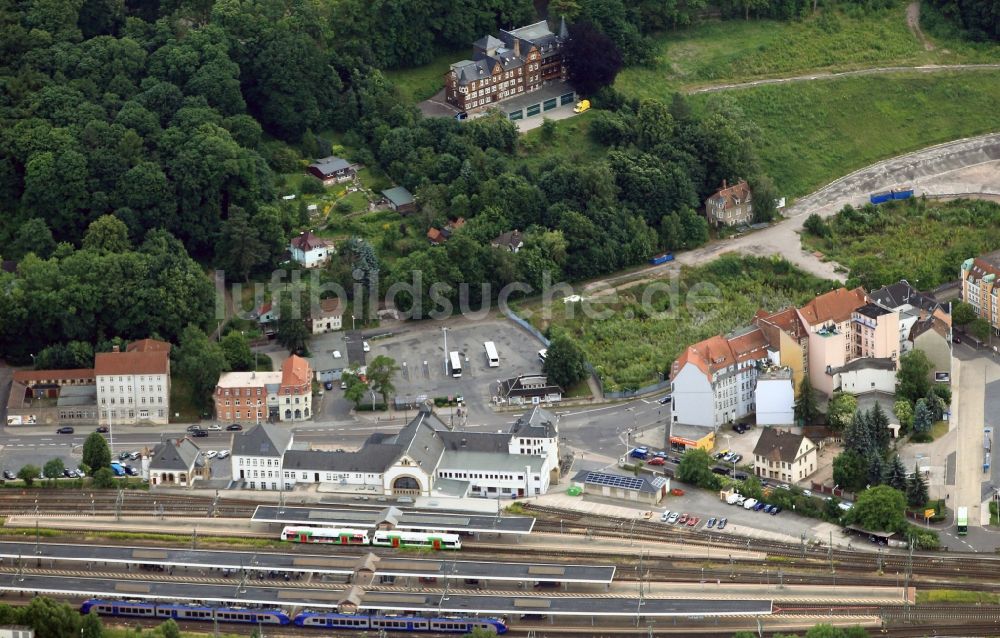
518,255,834,391
801,198,1000,290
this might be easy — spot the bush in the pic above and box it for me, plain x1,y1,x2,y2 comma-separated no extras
92,468,115,489
299,179,325,195
907,526,940,550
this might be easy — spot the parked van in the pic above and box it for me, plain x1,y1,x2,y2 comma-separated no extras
742,498,758,510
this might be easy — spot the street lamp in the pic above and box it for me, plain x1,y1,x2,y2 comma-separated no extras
351,315,356,331
442,327,449,376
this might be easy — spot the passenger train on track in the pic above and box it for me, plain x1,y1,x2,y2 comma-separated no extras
280,525,462,550
80,600,508,633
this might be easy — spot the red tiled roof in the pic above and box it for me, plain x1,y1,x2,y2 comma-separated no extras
13,369,95,384
671,335,734,380
727,327,769,364
290,231,332,252
281,355,311,387
95,349,169,376
126,338,171,353
797,287,867,326
427,228,444,244
707,179,751,211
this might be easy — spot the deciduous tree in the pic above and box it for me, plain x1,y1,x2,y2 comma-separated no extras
542,333,588,390
563,21,624,97
176,324,229,412
849,485,907,533
43,458,65,480
82,215,132,253
952,301,976,325
17,465,40,486
367,355,400,406
676,448,720,489
220,331,255,371
897,350,932,405
276,299,310,355
82,432,111,473
826,392,857,432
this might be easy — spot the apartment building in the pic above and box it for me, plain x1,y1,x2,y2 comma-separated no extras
445,20,566,113
670,326,776,428
961,250,1000,334
214,355,313,424
851,303,899,361
796,287,868,396
96,339,171,425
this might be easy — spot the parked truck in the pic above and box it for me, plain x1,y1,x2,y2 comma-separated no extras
650,253,674,265
870,187,914,205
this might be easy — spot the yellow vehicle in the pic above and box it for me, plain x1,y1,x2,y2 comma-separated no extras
573,99,590,113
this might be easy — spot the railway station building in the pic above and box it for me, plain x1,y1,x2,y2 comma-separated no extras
236,407,560,498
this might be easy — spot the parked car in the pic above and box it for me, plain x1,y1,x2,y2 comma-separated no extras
324,381,334,391
191,429,208,437
753,502,767,511
125,466,139,476
332,350,342,358
733,423,749,434
226,424,243,432
2,470,15,480
363,341,371,352
714,451,728,460
217,450,231,459
763,504,774,513
647,457,666,466
658,395,671,405
802,489,813,497
207,424,222,431
770,506,782,515
660,510,672,522
62,469,74,478
743,498,758,510
666,512,680,524
205,451,218,460
706,517,717,528
711,467,729,475
717,518,727,530
731,454,743,464
677,513,689,525
778,483,792,491
96,426,109,433
128,451,140,460
118,451,131,461
686,517,699,527
723,452,736,462
732,471,749,481
56,426,74,434
186,424,202,432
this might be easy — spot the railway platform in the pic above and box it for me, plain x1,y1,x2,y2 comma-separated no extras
0,540,615,589
0,573,774,618
251,505,535,535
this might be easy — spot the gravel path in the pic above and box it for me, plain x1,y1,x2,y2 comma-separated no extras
583,133,1000,291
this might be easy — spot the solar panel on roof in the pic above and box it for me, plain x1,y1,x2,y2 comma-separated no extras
584,472,644,491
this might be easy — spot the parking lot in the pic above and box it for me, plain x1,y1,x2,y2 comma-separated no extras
366,317,546,423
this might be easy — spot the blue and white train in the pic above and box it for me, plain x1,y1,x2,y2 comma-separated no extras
79,600,290,625
294,610,508,633
80,600,508,634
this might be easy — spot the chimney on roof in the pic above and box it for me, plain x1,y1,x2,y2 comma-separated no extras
112,345,120,353
514,38,520,57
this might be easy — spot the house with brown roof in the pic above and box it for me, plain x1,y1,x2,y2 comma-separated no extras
910,311,952,381
96,339,172,425
753,428,817,484
491,230,524,253
427,218,465,245
670,326,781,428
289,230,334,268
311,297,343,334
704,179,753,227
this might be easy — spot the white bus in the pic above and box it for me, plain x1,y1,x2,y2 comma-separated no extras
484,341,499,368
449,351,462,378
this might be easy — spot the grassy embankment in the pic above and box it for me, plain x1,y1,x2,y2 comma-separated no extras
515,254,835,391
